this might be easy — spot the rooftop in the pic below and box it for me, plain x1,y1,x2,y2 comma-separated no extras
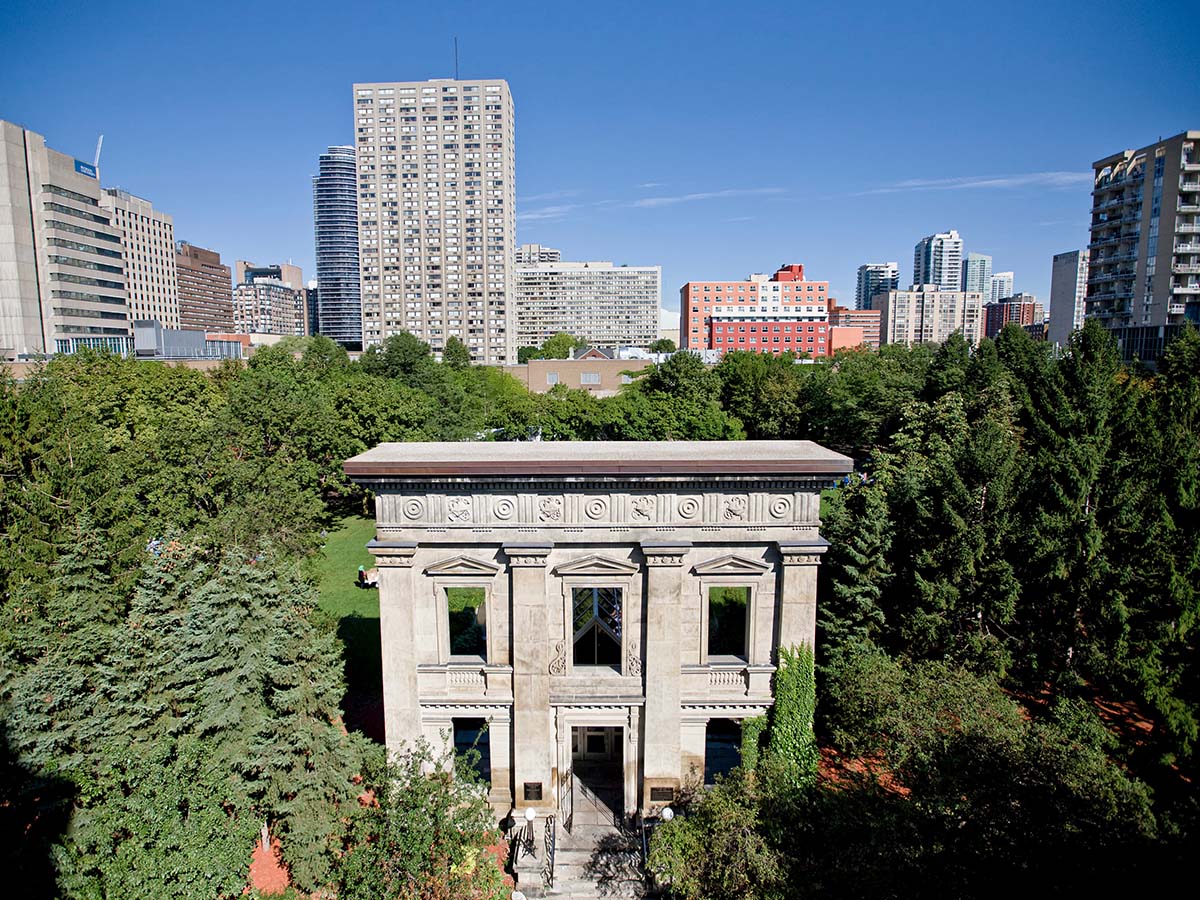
344,440,853,478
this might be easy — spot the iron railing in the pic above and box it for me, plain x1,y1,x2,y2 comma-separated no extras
541,814,557,890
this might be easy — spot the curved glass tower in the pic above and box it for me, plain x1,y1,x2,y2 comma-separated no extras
312,146,362,349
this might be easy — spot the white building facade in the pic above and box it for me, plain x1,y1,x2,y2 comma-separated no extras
913,230,963,291
991,271,1015,302
345,440,850,837
353,79,516,363
1048,250,1088,346
514,260,661,348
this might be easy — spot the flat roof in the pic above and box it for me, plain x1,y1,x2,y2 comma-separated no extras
344,440,853,478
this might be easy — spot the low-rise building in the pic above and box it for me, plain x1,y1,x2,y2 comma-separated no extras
681,264,831,355
828,304,882,349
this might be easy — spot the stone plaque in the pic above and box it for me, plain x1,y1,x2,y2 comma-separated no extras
523,782,543,801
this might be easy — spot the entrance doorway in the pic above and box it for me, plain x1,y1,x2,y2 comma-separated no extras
569,726,624,827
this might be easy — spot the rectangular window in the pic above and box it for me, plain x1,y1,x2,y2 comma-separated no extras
708,586,749,658
546,371,559,385
447,587,486,657
581,372,600,385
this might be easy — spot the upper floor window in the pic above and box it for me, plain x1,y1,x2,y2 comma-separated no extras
447,587,486,657
708,586,749,659
573,587,621,666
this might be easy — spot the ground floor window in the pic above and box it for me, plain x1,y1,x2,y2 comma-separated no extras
704,718,742,784
452,717,491,783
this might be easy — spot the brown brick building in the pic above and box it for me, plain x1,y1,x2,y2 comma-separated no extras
176,241,234,332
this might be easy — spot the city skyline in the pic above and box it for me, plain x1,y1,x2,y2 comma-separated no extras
1,0,1196,320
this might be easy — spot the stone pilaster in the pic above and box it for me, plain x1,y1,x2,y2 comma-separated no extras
370,540,419,757
505,543,553,814
640,542,690,809
776,541,829,653
487,712,513,810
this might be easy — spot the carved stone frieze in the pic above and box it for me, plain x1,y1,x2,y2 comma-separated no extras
539,496,563,522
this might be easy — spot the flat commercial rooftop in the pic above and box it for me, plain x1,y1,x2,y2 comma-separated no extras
344,440,853,477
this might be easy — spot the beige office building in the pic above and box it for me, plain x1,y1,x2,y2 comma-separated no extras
176,241,234,332
514,258,661,348
354,78,516,363
1,121,130,359
872,285,985,346
101,188,180,328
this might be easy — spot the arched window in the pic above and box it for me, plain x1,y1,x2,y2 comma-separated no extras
572,587,621,666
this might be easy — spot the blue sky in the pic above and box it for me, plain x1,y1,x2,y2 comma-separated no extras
2,0,1196,319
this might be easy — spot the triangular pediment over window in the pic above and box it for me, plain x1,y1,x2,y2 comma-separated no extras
693,555,771,576
554,554,640,576
425,555,503,576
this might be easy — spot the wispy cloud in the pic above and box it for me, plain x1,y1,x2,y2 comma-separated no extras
632,187,785,208
518,189,582,202
516,203,586,222
638,182,666,189
725,216,755,223
856,172,1091,196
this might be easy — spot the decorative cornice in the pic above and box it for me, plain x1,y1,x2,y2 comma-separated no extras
368,539,416,567
641,542,691,567
778,540,830,566
503,543,552,567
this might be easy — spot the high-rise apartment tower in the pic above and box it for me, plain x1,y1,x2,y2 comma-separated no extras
1048,250,1088,346
312,145,362,349
961,252,993,296
1087,131,1200,360
990,271,1015,302
353,78,516,363
854,262,899,310
873,285,985,347
913,230,963,292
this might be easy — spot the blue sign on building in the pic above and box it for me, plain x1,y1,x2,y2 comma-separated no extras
74,159,97,178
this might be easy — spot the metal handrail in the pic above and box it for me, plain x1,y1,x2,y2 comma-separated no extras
541,814,557,890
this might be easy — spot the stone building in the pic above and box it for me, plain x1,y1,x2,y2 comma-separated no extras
344,441,851,826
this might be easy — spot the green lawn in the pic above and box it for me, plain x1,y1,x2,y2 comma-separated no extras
315,515,379,619
314,515,384,741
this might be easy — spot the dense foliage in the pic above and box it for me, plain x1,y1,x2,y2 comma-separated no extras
2,321,1198,897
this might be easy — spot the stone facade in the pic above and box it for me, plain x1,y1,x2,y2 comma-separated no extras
345,441,851,821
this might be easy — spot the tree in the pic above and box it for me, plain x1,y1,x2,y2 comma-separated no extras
649,767,783,900
540,332,586,360
443,336,471,369
516,345,540,364
817,480,890,672
649,338,676,353
767,646,818,786
337,741,508,900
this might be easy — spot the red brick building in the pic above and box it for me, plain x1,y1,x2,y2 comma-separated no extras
984,293,1045,339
